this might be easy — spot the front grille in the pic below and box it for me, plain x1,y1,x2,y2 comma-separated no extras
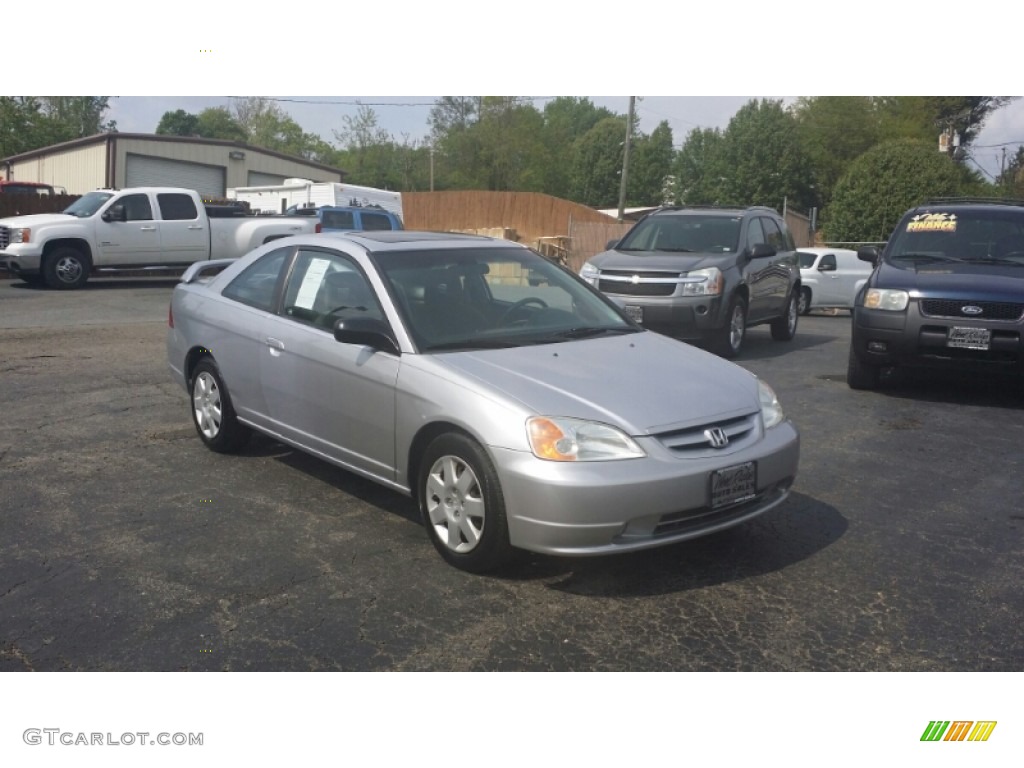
653,412,759,456
0,226,10,249
920,299,1024,322
598,279,674,296
597,269,678,297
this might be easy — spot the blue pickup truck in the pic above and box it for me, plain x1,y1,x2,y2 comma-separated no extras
287,205,404,233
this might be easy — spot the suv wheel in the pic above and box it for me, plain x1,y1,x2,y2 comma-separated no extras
771,291,799,341
847,344,881,390
712,296,747,359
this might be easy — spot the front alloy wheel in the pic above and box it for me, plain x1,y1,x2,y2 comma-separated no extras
419,433,512,572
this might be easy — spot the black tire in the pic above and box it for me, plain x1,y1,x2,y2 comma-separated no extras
190,358,251,453
42,246,91,290
711,295,747,359
847,343,881,390
798,287,812,315
418,432,513,573
771,290,799,341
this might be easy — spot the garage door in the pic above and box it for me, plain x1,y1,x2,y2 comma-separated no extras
125,154,226,197
247,171,288,186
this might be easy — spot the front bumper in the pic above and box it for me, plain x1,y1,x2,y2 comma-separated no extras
0,248,42,276
852,302,1024,372
492,421,799,556
611,294,728,339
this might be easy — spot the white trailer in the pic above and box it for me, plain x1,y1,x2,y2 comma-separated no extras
228,178,403,219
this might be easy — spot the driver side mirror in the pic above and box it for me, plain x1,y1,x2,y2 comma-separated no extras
857,246,880,265
749,242,776,259
334,316,400,356
102,204,127,223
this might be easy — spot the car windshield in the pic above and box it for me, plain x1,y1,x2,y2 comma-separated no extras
63,191,114,218
797,252,818,269
372,247,638,352
886,209,1024,265
616,214,741,253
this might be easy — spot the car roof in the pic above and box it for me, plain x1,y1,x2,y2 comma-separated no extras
912,198,1024,215
303,230,527,253
647,206,773,217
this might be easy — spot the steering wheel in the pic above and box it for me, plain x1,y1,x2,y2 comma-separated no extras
498,297,548,325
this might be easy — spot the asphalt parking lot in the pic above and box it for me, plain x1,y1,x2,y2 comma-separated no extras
1,277,1021,671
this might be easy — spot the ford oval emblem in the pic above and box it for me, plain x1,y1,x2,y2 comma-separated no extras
961,305,983,316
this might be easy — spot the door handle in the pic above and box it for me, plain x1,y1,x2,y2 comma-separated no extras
265,337,285,351
187,225,204,230
140,225,157,231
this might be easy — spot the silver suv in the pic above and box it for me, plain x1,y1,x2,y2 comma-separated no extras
580,206,801,358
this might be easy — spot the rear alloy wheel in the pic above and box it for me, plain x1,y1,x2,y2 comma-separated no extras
771,290,799,341
712,296,747,359
847,343,881,390
419,433,512,573
42,246,91,290
798,287,812,315
190,358,251,452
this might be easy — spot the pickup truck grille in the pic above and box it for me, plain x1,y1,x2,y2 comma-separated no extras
0,226,10,249
920,299,1024,322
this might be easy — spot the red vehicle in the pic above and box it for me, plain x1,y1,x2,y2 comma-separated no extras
0,180,65,196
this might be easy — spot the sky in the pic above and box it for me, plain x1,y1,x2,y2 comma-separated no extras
103,95,1024,182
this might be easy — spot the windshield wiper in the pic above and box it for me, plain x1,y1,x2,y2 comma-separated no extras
423,339,521,352
891,253,964,263
967,256,1024,266
541,326,637,341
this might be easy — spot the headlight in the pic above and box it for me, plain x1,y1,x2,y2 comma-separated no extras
680,266,723,296
527,416,645,461
11,228,30,244
579,262,599,284
864,288,909,311
758,380,785,429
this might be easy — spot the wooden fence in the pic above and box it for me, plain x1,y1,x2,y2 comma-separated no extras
0,194,79,219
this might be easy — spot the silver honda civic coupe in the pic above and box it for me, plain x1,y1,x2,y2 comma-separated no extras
167,231,799,572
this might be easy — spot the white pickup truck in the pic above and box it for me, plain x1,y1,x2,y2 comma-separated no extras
0,187,318,289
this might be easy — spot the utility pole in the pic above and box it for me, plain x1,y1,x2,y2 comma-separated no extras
429,145,435,192
617,96,635,222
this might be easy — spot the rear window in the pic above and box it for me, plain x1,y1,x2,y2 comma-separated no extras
321,209,355,230
361,212,394,231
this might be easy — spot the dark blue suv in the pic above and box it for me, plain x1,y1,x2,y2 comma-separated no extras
848,198,1024,389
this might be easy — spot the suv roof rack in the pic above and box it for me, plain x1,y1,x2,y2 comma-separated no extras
649,204,779,213
921,197,1024,207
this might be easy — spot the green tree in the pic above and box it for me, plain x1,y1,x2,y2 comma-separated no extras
539,97,616,198
156,109,200,136
569,116,627,207
717,98,815,211
674,126,726,204
794,96,879,206
629,120,674,205
195,107,248,142
1,96,114,158
875,97,1015,150
823,139,970,242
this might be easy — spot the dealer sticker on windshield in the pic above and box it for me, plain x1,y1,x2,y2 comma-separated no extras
710,462,757,509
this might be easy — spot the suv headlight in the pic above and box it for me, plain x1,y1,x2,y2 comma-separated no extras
527,416,645,461
864,288,909,311
579,262,599,284
680,267,723,296
758,380,785,429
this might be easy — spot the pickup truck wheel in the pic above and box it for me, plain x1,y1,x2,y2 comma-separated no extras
42,247,91,290
418,432,513,573
847,344,881,390
711,296,747,359
190,358,251,453
798,287,812,315
771,290,799,341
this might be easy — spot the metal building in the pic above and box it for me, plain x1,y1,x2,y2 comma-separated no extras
0,133,346,196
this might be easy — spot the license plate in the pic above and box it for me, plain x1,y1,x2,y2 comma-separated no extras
710,462,757,509
624,305,643,324
947,326,990,350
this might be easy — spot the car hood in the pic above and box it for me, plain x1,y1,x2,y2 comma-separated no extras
0,213,78,228
588,248,724,272
432,331,760,435
878,259,1024,301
